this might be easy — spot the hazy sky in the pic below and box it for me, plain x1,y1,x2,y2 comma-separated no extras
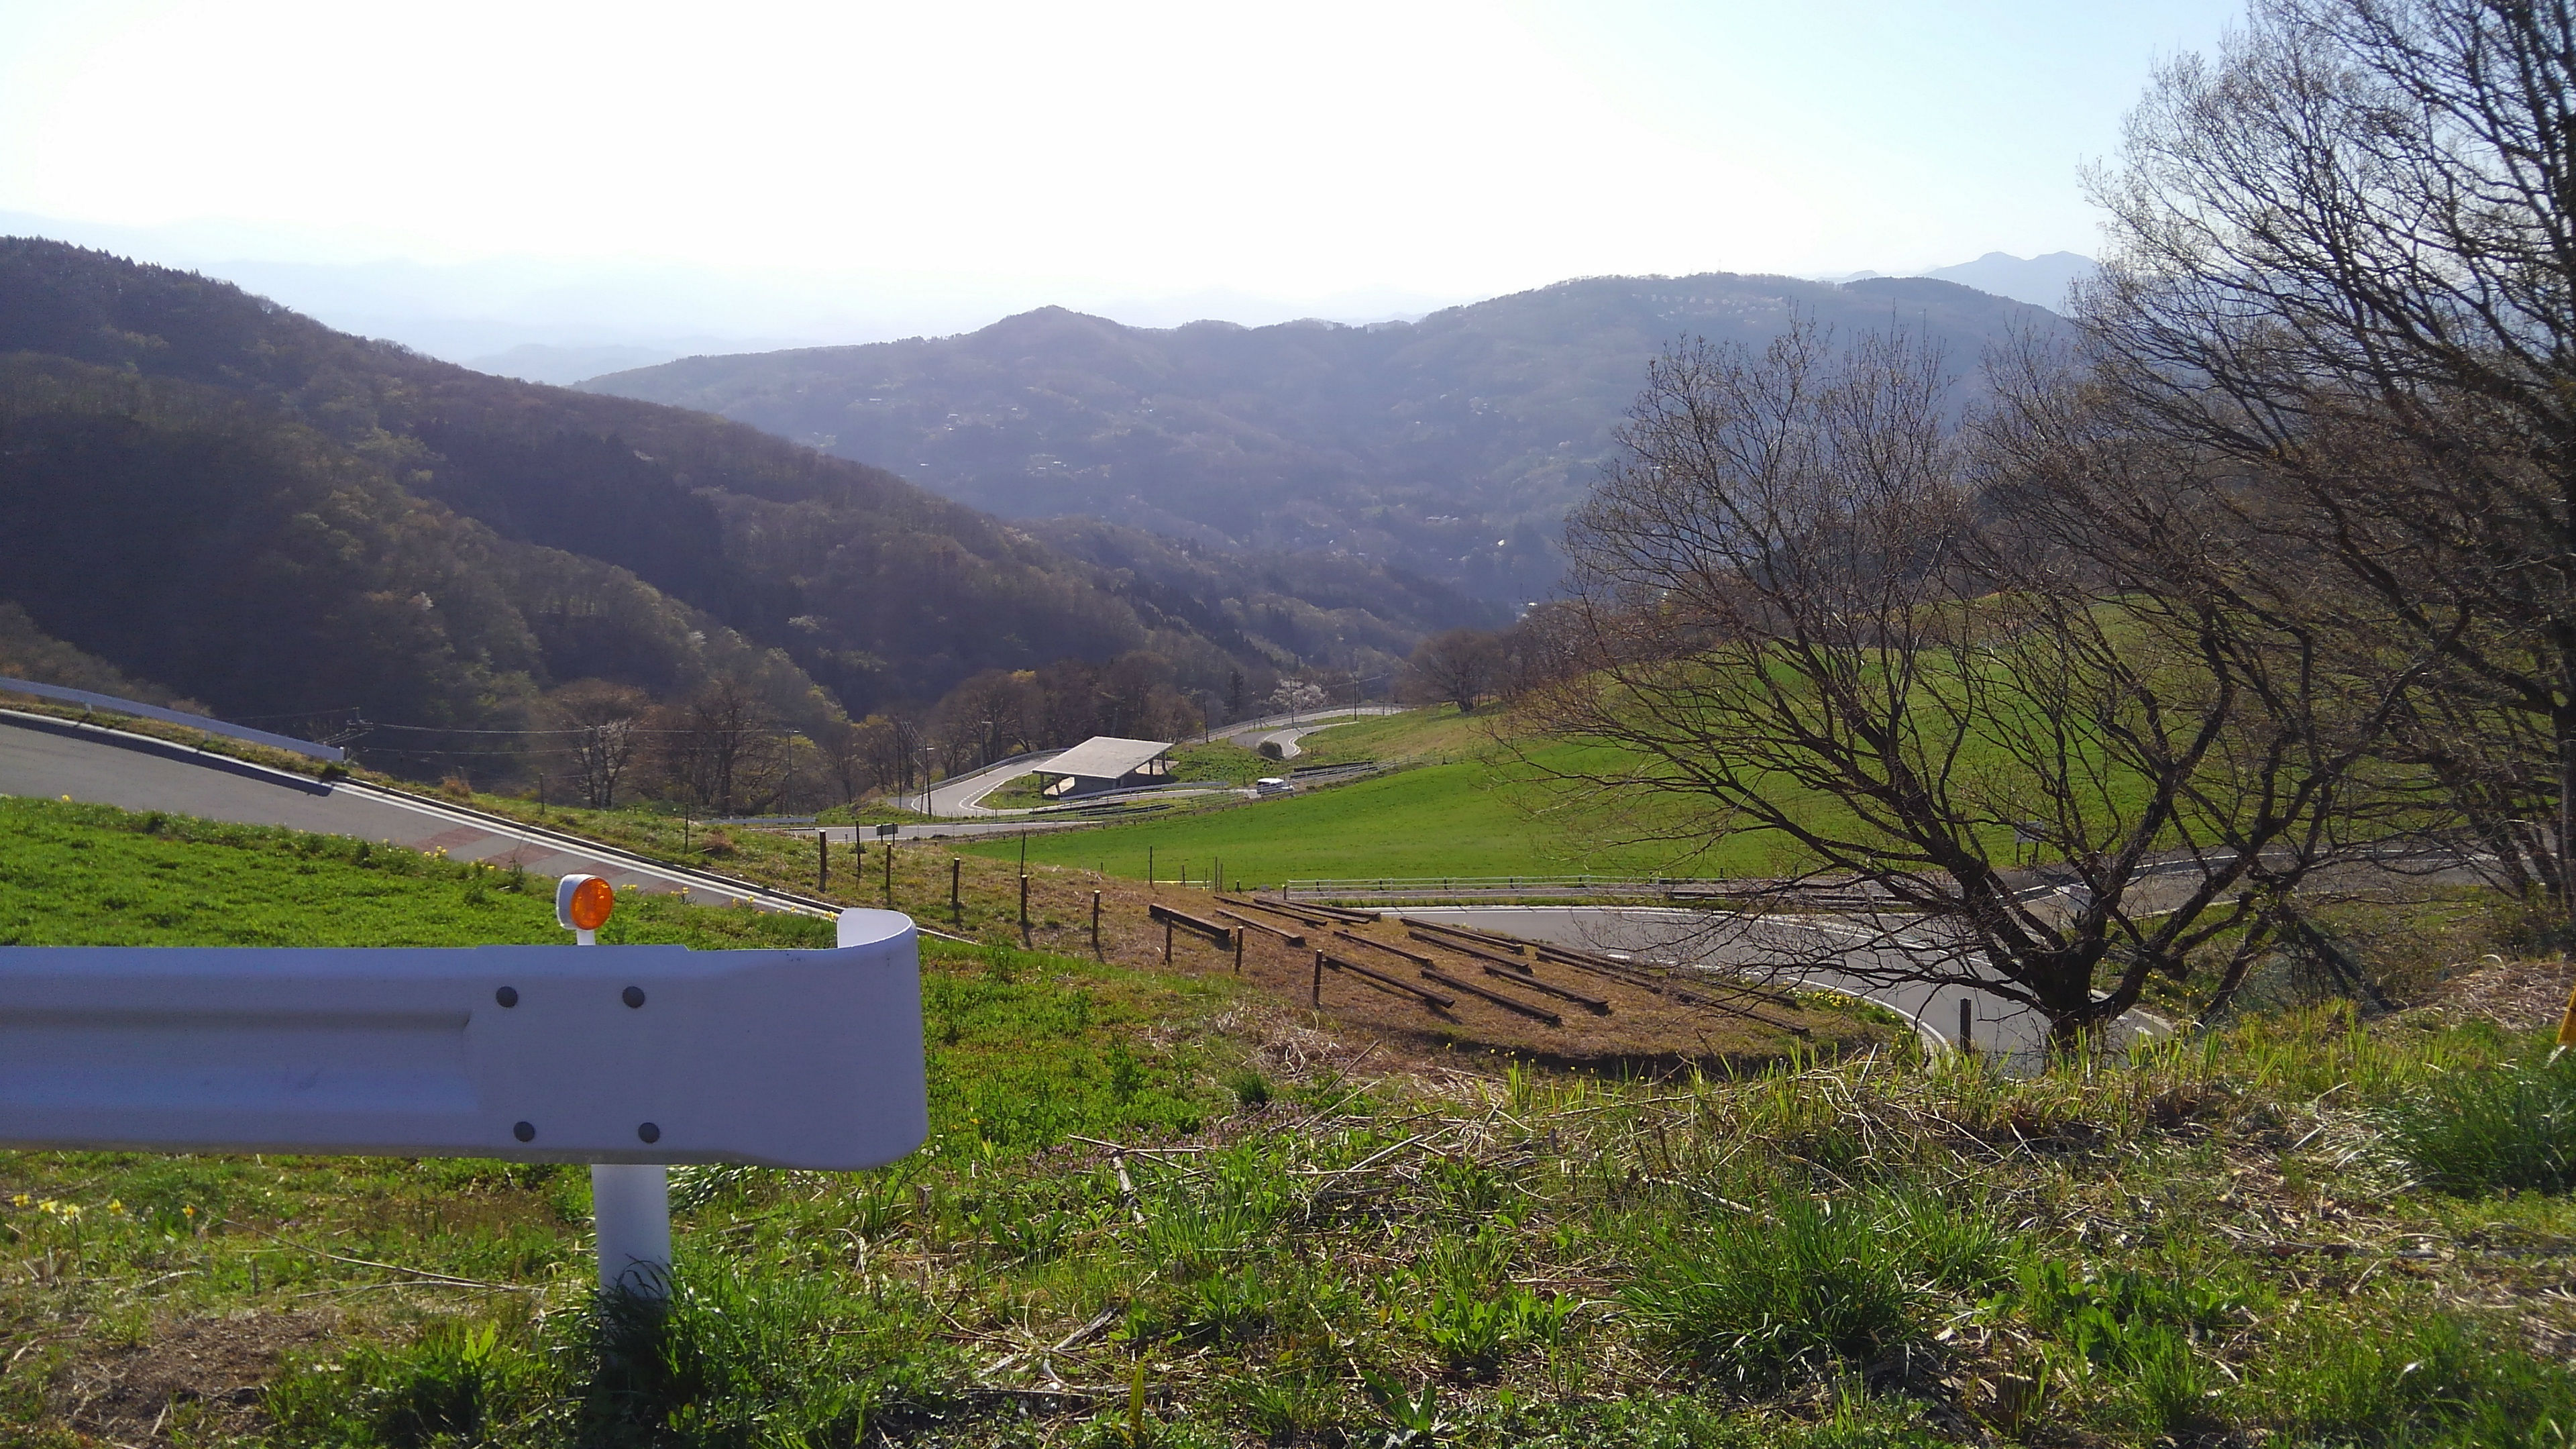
1,0,2242,305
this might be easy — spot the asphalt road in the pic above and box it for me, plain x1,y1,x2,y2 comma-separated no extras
0,711,829,913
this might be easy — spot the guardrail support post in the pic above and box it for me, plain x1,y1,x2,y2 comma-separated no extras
1957,997,1974,1054
1091,890,1102,955
592,1164,672,1298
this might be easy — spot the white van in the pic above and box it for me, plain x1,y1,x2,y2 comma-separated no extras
1253,776,1293,796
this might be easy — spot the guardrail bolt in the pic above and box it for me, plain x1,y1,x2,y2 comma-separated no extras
637,1122,661,1143
494,986,519,1008
623,986,647,1008
513,1121,536,1142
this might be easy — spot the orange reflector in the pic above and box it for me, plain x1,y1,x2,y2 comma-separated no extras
561,875,615,932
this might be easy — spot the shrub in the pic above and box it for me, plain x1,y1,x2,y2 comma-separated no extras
1620,1189,1996,1388
1224,1067,1272,1108
2378,1054,2576,1194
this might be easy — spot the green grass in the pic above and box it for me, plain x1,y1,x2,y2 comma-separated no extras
2377,1046,2576,1194
961,706,1921,884
0,796,829,949
5,798,2576,1446
967,737,1779,883
1167,739,1269,786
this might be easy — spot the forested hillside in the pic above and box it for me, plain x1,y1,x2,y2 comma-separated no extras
588,274,2068,604
0,240,1485,768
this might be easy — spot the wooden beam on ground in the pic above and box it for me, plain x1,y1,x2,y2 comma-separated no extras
1332,929,1434,967
1218,894,1338,929
1404,918,1527,953
1319,951,1456,1008
1407,930,1540,971
1526,943,1670,991
1217,909,1303,947
1277,897,1380,924
1148,902,1235,947
1417,965,1562,1026
1478,962,1611,1014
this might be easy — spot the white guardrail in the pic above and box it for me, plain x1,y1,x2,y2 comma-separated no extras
0,676,344,763
0,888,928,1295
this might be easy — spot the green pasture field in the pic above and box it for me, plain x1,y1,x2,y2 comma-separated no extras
966,708,1829,884
4,796,2574,1448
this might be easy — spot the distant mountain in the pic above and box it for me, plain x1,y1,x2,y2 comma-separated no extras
466,342,686,385
584,273,2070,605
0,239,1484,755
1919,252,2098,313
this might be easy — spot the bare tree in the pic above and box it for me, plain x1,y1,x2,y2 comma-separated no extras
933,669,1043,770
2085,0,2576,916
812,716,870,807
854,712,926,803
1405,629,1505,713
653,677,783,816
545,679,650,808
1527,320,2404,1042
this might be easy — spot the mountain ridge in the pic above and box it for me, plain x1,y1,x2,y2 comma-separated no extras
584,270,2072,604
0,238,1486,752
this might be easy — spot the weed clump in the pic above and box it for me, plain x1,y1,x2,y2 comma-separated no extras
2377,1053,2576,1193
1621,1189,1998,1389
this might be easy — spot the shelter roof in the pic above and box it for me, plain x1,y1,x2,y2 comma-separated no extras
1038,736,1174,780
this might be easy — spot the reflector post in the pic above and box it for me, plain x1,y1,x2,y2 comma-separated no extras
557,874,615,943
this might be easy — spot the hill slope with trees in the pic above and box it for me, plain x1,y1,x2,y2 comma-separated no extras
585,273,2069,604
0,239,1485,775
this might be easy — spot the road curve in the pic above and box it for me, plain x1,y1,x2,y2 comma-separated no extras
0,710,842,917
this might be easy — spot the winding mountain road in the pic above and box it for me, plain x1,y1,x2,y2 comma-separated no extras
0,710,839,915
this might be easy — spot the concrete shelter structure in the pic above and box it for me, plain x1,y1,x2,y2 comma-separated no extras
1037,737,1173,798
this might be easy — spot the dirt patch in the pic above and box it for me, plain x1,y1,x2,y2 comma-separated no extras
996,868,1890,1073
51,1308,339,1446
2426,957,2576,1033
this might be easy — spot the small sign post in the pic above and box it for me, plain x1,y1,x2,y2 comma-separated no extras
0,877,926,1299
557,875,667,1294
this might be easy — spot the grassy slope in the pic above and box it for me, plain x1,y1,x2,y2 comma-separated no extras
3,800,2575,1448
969,708,1809,883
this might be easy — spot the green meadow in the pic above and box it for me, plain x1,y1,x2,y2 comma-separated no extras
970,708,1835,885
2,796,2573,1448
